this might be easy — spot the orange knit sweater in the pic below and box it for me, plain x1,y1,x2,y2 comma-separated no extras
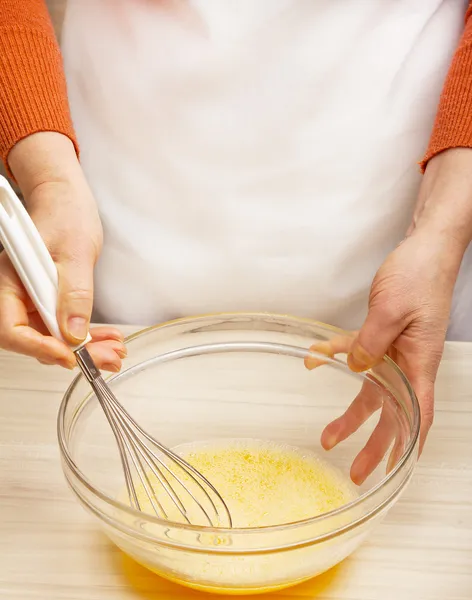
1,0,472,172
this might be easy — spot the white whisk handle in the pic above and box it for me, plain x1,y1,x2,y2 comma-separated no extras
0,176,91,351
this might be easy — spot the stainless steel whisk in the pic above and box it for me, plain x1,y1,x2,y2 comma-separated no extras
0,176,232,528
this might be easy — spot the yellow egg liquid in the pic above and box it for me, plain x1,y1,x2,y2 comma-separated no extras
123,439,358,594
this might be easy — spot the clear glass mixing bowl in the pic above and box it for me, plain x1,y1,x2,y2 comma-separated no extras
58,313,419,595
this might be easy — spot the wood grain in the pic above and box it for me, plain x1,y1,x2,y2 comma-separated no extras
0,327,471,600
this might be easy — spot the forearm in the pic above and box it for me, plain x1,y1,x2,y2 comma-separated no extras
410,148,472,262
0,0,77,174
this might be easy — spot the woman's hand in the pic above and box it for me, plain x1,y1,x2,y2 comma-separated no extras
307,149,472,484
0,132,125,370
307,233,458,484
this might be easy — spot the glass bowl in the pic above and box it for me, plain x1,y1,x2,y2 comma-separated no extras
58,313,419,595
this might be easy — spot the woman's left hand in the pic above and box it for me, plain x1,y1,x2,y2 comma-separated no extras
307,149,472,485
338,231,459,484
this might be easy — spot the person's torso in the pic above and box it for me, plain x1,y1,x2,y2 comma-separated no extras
61,0,468,335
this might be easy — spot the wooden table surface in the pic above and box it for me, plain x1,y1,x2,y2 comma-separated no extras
0,327,471,600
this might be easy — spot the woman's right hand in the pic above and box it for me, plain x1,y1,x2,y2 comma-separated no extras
0,132,126,371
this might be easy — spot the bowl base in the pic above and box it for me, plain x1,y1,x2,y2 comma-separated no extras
135,558,317,595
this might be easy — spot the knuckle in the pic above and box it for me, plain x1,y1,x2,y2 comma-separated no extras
62,287,93,304
375,300,404,325
369,286,411,326
56,242,97,266
71,237,99,258
41,224,100,265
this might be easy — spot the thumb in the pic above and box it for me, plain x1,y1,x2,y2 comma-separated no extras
348,306,405,372
56,249,95,345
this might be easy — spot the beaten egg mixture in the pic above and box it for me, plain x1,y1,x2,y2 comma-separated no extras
133,438,357,527
121,439,358,594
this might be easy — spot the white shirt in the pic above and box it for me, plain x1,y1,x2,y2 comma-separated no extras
61,0,471,338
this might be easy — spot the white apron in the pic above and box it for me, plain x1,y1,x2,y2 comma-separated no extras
61,0,472,339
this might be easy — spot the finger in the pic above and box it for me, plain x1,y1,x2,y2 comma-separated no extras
30,318,125,349
0,289,75,367
321,381,382,450
350,402,398,485
89,326,125,343
409,377,434,455
28,311,51,336
85,340,126,372
387,433,405,474
38,357,59,366
30,313,126,370
348,305,406,372
38,340,125,372
305,334,355,370
92,338,127,359
56,246,95,346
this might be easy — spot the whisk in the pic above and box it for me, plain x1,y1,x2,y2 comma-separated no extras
0,176,232,528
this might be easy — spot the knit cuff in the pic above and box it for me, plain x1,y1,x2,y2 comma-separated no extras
0,27,79,177
421,25,472,171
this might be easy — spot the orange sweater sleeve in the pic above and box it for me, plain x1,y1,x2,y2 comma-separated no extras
421,4,472,169
0,0,78,172
0,1,471,173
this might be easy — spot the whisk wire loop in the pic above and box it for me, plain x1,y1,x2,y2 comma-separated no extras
77,347,232,528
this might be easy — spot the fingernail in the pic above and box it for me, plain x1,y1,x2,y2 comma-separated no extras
116,345,128,359
347,343,375,372
67,317,88,342
305,343,332,370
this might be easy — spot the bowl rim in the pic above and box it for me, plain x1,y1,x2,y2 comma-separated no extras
57,311,420,539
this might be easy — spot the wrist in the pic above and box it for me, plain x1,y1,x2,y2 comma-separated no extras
8,132,82,203
410,148,472,254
